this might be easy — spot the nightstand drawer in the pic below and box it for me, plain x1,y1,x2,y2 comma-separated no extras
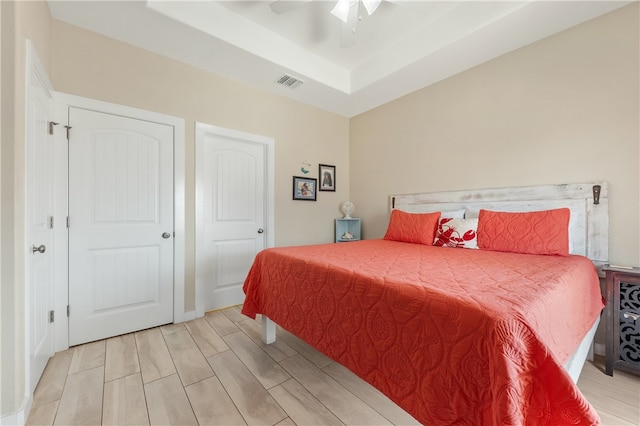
604,265,640,376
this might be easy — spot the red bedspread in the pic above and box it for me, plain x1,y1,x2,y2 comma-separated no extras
242,240,604,425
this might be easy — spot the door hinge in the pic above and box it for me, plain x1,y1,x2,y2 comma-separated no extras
48,121,59,135
67,305,70,317
64,125,72,140
66,216,70,228
48,216,54,229
49,310,54,323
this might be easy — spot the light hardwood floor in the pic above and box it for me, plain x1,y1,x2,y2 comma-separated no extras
27,306,640,425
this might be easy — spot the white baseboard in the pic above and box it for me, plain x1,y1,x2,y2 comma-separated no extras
0,411,20,426
0,396,29,426
594,343,605,357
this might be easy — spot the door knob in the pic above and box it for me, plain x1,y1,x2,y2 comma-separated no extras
32,244,46,254
257,228,264,234
162,232,171,239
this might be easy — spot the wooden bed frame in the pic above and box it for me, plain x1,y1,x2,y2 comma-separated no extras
260,182,609,383
390,182,608,270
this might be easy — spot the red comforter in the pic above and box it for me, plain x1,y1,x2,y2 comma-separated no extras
242,240,604,425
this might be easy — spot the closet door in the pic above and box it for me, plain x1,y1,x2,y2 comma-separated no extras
68,107,174,345
196,123,274,314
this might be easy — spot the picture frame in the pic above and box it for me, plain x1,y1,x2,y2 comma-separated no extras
318,164,336,192
292,176,317,201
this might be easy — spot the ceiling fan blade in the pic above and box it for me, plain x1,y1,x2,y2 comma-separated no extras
330,0,351,22
362,0,382,15
269,0,313,15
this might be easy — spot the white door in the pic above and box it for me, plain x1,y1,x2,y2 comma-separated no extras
196,123,274,314
26,42,54,394
68,107,174,346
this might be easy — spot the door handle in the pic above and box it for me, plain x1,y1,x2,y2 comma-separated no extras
32,244,46,254
162,232,172,239
257,228,264,234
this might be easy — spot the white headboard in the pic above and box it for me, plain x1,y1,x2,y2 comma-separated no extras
390,182,609,271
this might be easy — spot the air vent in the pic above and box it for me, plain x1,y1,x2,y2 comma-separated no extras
276,74,304,89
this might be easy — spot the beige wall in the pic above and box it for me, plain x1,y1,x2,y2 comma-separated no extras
2,0,638,419
350,3,639,267
0,0,52,417
51,20,350,313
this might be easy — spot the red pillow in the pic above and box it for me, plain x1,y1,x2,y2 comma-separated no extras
477,208,570,256
384,210,441,245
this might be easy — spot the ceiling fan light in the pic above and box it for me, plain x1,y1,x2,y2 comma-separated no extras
331,0,351,23
362,0,382,16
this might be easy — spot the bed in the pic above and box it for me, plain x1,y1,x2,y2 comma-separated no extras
241,182,608,425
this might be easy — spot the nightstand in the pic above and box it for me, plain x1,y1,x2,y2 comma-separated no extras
335,218,361,242
603,265,640,376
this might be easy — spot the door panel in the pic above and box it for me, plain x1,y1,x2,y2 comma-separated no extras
26,45,54,394
92,131,160,222
197,126,269,312
68,107,174,346
90,246,160,310
214,239,260,285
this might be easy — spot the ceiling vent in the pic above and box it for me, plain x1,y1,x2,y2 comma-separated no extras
276,74,304,89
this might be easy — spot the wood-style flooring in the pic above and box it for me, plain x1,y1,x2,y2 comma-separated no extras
27,306,640,425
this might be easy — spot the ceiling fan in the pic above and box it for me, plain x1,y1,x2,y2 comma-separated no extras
269,0,384,47
330,0,382,22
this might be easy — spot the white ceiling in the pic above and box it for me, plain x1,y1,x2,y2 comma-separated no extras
48,0,631,117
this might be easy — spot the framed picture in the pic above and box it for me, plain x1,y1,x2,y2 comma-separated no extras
293,176,317,201
319,164,336,192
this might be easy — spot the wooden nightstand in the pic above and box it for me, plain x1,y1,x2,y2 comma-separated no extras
603,265,640,376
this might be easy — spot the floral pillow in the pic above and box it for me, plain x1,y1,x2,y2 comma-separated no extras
433,218,478,249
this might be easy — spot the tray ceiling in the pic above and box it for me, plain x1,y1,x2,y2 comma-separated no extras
48,1,631,117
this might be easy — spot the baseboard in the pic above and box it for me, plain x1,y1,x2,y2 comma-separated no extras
182,310,196,322
0,411,20,426
594,343,605,357
0,396,30,426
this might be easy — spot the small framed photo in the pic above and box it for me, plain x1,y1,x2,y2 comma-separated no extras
319,164,336,192
293,176,317,201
